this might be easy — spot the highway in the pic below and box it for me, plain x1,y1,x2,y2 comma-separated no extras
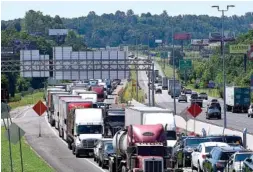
137,56,253,134
12,108,109,172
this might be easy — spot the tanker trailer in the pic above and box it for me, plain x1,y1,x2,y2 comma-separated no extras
108,124,172,172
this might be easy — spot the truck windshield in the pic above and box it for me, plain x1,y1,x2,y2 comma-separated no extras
166,131,177,140
107,116,124,123
98,94,104,99
77,125,102,134
137,146,165,156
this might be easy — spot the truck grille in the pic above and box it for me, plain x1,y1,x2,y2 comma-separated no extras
144,160,163,172
82,139,97,148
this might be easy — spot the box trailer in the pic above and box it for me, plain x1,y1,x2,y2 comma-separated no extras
225,86,251,113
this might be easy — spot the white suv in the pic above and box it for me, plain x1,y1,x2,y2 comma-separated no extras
248,104,253,118
191,142,229,171
225,151,253,172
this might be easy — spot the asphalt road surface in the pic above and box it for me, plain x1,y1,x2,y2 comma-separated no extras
12,108,109,172
137,57,253,134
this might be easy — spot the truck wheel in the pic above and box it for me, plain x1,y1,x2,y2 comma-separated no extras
101,160,106,169
72,145,75,155
98,160,102,167
59,128,61,137
68,141,72,150
121,166,127,172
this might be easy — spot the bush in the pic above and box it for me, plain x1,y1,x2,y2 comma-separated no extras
9,95,21,102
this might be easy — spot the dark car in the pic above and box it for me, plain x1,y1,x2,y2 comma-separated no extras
206,135,243,146
175,137,211,167
184,89,192,94
243,154,253,172
98,142,114,169
199,92,208,100
206,106,221,119
178,94,187,102
203,146,244,172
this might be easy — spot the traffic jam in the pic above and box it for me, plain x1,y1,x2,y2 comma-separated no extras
44,79,253,172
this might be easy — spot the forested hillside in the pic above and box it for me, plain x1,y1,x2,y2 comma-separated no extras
178,30,253,97
2,10,253,47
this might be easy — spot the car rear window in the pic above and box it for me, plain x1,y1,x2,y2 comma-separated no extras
220,152,235,160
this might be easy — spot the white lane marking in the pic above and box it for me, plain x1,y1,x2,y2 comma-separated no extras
85,159,107,172
20,108,30,118
44,116,107,172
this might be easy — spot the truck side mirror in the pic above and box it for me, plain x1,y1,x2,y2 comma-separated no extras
72,129,74,135
64,119,67,124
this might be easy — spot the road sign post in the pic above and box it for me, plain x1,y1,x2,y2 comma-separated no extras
33,100,47,137
187,104,202,133
180,59,192,85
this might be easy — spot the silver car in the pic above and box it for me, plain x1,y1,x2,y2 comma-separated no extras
178,94,187,102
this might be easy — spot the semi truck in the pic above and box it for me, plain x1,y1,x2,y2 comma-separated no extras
162,77,168,90
225,86,251,113
103,108,125,137
46,88,65,115
59,97,83,138
65,101,95,149
91,86,106,102
71,108,103,157
109,124,171,172
48,91,69,126
54,95,81,130
125,106,177,155
168,79,180,95
79,91,98,103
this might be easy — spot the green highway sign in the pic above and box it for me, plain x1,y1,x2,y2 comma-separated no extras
179,59,192,70
229,44,249,54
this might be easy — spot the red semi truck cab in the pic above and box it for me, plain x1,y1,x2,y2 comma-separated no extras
110,124,170,172
91,86,105,102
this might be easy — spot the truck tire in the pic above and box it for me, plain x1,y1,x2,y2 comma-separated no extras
72,145,75,155
122,166,127,172
68,141,72,150
109,161,115,172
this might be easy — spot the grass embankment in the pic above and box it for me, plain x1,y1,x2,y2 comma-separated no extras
1,127,54,172
8,91,44,109
155,58,220,98
121,70,145,103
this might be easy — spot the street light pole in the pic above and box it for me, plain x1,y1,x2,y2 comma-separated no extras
212,5,235,129
172,25,176,115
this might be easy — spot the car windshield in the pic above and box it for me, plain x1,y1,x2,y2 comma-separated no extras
220,152,235,160
166,131,177,140
235,153,253,162
205,146,216,153
105,143,114,151
77,125,102,134
225,137,242,145
185,138,210,146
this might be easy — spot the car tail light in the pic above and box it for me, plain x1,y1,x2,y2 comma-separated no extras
216,162,223,168
202,154,206,159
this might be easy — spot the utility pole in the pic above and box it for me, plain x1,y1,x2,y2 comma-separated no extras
212,5,235,129
148,34,151,106
136,37,139,101
172,26,176,115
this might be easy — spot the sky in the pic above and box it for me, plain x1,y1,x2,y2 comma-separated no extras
1,1,253,20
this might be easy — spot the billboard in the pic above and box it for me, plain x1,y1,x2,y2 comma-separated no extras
229,44,250,54
49,29,68,36
209,31,235,42
174,33,191,40
191,39,209,46
155,40,162,44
